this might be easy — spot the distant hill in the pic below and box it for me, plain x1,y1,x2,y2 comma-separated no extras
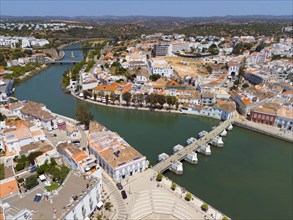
1,15,292,39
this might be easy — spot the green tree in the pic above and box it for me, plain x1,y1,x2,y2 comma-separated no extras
122,92,132,106
105,94,109,105
0,112,6,121
201,203,209,211
166,96,177,108
149,74,161,81
25,175,39,190
171,183,176,190
75,104,93,128
50,158,57,166
110,92,116,104
132,93,144,105
104,202,113,211
208,43,219,54
156,173,163,182
185,193,192,201
157,95,166,108
27,151,43,165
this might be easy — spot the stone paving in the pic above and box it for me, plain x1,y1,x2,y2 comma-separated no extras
101,171,127,220
120,169,227,220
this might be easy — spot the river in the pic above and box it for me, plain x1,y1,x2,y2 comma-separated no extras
14,43,292,219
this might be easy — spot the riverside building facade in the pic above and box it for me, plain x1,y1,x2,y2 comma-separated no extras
88,121,148,182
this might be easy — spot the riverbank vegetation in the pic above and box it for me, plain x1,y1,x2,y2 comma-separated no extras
84,90,180,111
3,62,49,85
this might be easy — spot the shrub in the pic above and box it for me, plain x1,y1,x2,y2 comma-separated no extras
25,175,39,190
45,182,59,191
185,193,192,201
15,162,26,171
201,203,209,212
27,151,43,164
156,173,163,182
0,164,5,180
104,201,113,211
37,163,50,175
17,178,24,183
171,183,176,190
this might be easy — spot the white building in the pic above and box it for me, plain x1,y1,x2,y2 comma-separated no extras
88,121,148,182
228,62,240,78
275,106,293,131
149,59,173,77
2,171,103,220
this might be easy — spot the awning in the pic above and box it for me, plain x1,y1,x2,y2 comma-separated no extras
39,174,46,181
97,201,104,209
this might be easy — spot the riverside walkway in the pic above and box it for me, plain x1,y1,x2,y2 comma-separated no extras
153,118,235,173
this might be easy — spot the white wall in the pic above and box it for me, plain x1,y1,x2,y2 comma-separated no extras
64,180,102,220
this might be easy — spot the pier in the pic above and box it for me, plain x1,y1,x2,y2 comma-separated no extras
153,118,235,173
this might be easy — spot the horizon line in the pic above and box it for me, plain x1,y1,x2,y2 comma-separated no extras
1,14,292,18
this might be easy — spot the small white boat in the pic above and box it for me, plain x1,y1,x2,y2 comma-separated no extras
227,124,233,131
186,137,196,145
170,161,183,174
220,129,227,137
211,136,224,147
198,130,208,138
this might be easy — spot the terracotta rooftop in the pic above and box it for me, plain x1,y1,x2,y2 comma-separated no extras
213,101,236,113
0,178,18,199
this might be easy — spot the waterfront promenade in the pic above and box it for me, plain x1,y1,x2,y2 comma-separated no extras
234,119,293,143
153,118,234,173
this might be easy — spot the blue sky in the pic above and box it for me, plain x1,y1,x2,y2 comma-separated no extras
1,0,292,17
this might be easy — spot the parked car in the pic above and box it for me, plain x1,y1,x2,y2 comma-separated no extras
121,190,127,199
116,183,123,190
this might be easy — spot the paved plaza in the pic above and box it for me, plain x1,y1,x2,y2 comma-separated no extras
117,169,227,220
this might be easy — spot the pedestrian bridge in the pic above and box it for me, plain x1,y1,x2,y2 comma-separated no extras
152,118,235,173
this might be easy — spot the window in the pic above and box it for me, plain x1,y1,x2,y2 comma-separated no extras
82,205,86,218
89,198,93,210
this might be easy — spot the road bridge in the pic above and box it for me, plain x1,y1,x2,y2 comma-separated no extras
153,118,235,173
49,60,80,64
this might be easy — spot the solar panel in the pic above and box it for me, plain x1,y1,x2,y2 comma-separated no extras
34,194,42,202
114,150,120,157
